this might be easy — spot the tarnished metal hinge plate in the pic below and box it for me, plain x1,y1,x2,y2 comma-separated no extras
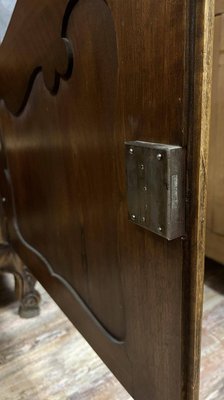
125,141,185,240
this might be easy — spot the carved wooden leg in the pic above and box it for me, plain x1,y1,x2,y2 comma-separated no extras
0,244,41,318
15,264,41,319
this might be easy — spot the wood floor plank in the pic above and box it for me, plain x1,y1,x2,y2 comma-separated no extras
0,274,132,400
200,259,224,400
0,259,223,400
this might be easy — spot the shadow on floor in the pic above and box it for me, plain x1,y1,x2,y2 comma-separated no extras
0,273,16,307
204,257,224,295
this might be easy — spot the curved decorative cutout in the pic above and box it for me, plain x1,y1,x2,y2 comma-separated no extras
0,0,74,115
1,150,124,345
0,0,125,343
15,219,125,345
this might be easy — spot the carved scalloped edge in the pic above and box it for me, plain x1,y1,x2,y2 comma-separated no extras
1,158,125,345
0,0,111,115
0,0,124,344
14,220,125,344
16,37,74,116
0,0,75,115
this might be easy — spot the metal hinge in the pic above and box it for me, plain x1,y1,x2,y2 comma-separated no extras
125,141,186,240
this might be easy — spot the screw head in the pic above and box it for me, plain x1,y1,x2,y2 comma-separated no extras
131,214,136,221
158,226,162,232
2,197,6,203
140,164,144,170
157,153,162,161
129,148,134,155
143,186,148,191
142,216,146,223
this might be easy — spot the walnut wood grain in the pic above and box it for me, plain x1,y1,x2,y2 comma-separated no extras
0,0,215,399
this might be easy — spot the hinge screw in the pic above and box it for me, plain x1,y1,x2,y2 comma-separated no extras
129,148,134,155
157,153,162,161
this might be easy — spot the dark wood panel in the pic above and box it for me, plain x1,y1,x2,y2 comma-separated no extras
0,0,214,399
0,0,72,114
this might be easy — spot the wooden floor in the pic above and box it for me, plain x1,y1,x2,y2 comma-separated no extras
200,259,224,400
0,258,223,400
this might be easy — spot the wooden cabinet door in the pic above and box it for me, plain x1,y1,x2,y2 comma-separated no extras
0,1,214,399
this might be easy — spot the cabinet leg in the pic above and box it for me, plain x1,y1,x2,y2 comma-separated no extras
0,245,41,318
